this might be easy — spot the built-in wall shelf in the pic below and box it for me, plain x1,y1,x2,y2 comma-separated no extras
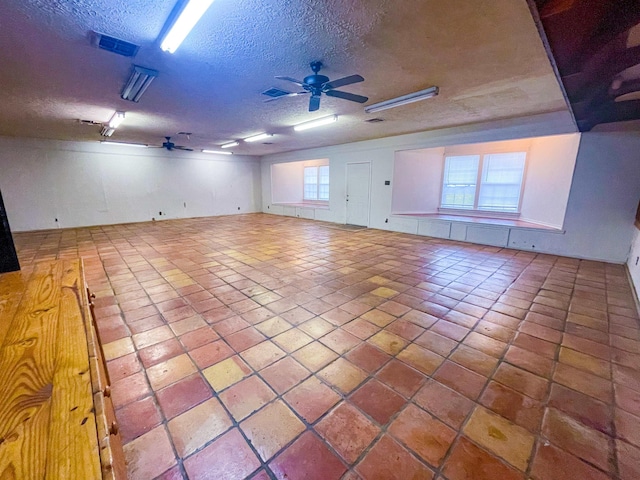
387,213,565,249
269,203,331,221
393,213,561,231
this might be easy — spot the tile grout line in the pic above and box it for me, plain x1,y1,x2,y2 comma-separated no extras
425,252,543,478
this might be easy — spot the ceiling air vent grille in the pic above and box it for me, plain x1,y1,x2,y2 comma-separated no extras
262,87,291,98
365,118,384,123
93,32,140,57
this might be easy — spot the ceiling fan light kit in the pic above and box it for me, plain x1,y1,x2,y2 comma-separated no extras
220,141,239,148
293,115,338,132
121,65,159,102
244,133,273,143
160,0,216,53
364,86,439,113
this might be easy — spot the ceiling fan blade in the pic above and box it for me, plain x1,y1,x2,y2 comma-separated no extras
275,76,306,87
174,146,194,151
323,74,364,90
263,91,309,103
325,90,369,103
309,95,321,112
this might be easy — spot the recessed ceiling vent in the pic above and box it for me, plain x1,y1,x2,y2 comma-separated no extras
365,118,384,123
92,32,140,57
262,87,291,98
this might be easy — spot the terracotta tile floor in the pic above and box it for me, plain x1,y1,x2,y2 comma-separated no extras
13,213,640,480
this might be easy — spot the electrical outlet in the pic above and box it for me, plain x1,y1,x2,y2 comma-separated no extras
238,207,240,210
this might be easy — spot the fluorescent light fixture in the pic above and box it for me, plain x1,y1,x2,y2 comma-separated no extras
100,141,148,148
293,115,338,132
244,133,273,143
160,0,215,53
364,86,439,114
108,111,125,129
121,65,159,102
220,141,239,149
100,126,115,137
202,149,232,155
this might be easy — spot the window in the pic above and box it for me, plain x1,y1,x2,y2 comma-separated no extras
441,155,480,209
441,151,526,213
304,165,329,201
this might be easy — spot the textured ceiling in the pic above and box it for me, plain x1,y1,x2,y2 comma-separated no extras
0,0,570,155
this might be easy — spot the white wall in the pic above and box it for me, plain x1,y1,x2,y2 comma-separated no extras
270,158,329,204
0,137,262,231
520,134,580,227
392,148,444,214
261,112,640,263
271,162,304,203
390,134,579,229
507,132,640,261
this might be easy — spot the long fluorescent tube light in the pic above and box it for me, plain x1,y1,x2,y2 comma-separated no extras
160,0,215,53
202,149,232,155
244,133,272,143
220,141,239,149
100,126,115,137
108,111,125,129
293,115,338,132
121,65,159,102
100,141,148,148
364,86,439,114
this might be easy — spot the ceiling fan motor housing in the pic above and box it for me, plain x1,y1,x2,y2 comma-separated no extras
274,60,368,111
303,74,330,94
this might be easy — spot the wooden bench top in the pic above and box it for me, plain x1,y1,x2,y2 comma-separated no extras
0,260,102,479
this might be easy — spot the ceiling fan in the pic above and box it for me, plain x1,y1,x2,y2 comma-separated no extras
270,61,368,112
151,136,194,152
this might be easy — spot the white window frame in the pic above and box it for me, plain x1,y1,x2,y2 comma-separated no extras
303,165,330,202
439,150,528,216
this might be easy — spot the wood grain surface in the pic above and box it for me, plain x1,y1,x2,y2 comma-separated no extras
0,260,101,479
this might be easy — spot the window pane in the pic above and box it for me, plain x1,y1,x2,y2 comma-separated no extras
319,165,330,183
478,152,526,212
304,166,318,200
318,185,329,200
304,184,318,199
441,155,479,209
318,165,330,200
304,166,318,183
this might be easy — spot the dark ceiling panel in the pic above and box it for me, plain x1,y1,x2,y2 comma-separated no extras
532,0,640,130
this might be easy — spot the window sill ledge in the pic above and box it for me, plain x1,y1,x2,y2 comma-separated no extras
272,202,330,210
392,213,563,232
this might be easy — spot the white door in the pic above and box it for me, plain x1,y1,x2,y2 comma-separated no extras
346,162,371,226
